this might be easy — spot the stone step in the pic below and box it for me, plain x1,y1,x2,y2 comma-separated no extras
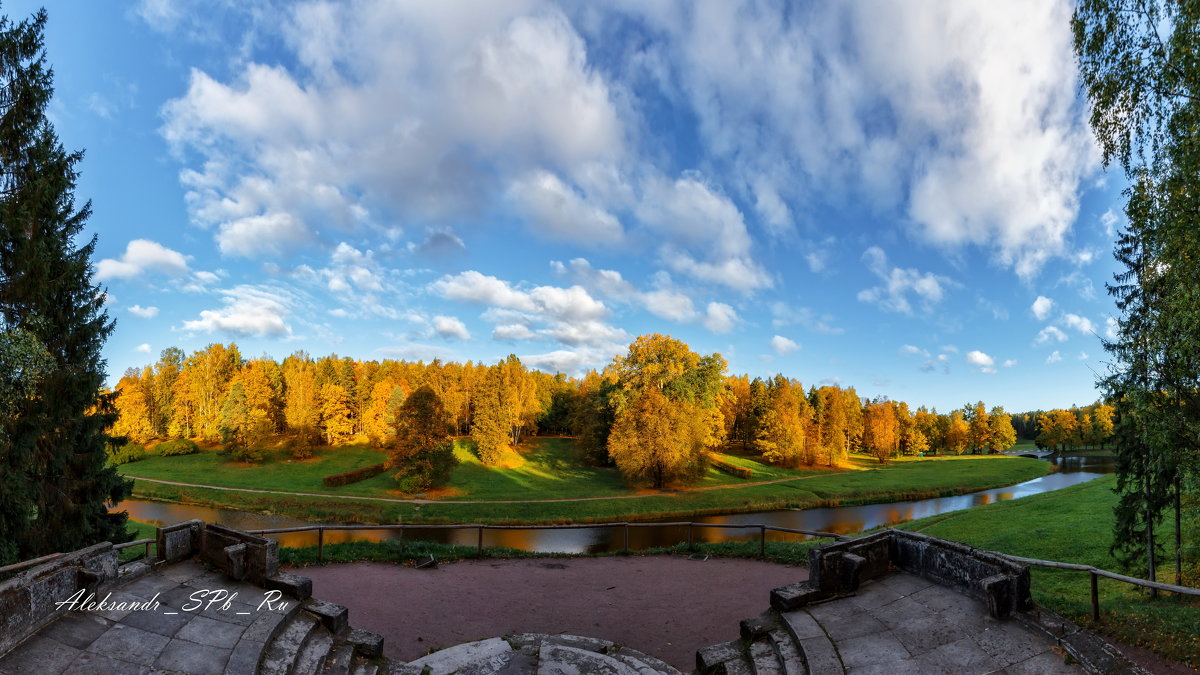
769,582,826,612
293,625,334,675
748,639,782,675
763,628,804,675
778,610,843,675
260,612,320,675
696,639,744,674
322,643,355,675
740,611,781,641
348,661,378,675
716,654,754,675
608,645,683,675
537,643,639,674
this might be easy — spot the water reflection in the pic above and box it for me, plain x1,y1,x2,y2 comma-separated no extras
118,455,1115,555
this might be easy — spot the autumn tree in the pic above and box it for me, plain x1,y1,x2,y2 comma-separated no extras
112,369,155,444
388,385,457,491
862,398,898,463
965,402,992,454
1037,409,1079,452
755,376,808,467
944,410,969,455
987,406,1017,453
607,334,726,488
319,383,354,444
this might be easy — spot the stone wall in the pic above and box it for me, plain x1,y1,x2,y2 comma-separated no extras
0,543,119,656
806,529,1031,618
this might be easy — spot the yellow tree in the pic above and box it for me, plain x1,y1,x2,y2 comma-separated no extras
818,386,847,466
470,364,511,465
112,370,154,444
1037,409,1078,452
755,376,807,467
966,401,992,454
987,406,1017,453
945,410,969,455
363,379,398,443
607,334,726,487
320,383,353,444
862,397,898,463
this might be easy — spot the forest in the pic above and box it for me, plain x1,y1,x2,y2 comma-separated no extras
108,334,1113,489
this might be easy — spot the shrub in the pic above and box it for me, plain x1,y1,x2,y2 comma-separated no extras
154,439,200,456
708,453,752,479
108,443,147,465
323,462,387,488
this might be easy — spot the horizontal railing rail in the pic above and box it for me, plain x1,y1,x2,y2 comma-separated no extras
247,521,852,563
1001,552,1200,622
114,538,156,562
0,552,63,576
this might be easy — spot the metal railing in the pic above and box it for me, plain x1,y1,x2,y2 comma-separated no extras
246,521,851,564
1002,553,1200,622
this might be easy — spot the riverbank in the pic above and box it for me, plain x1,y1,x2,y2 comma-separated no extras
893,474,1199,668
124,455,1049,525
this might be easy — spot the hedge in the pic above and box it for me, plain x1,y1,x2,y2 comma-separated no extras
322,462,387,488
708,454,752,479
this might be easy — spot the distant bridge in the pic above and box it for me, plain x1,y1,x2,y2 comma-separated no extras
1004,449,1056,459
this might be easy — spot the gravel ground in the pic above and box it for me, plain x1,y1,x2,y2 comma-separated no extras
296,556,808,671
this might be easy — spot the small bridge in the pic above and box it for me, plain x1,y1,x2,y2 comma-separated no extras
1004,449,1056,460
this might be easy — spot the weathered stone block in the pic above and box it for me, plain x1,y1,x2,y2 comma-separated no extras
156,520,202,563
265,571,312,600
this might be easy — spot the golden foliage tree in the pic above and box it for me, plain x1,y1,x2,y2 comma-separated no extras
319,383,353,444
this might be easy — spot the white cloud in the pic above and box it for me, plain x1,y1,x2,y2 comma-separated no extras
540,320,627,347
1003,359,1017,368
1079,351,1089,360
1035,325,1069,344
1061,313,1095,335
702,302,737,334
508,170,623,246
1100,208,1119,237
966,350,997,374
1046,350,1062,364
857,246,952,315
1031,296,1054,321
161,5,625,259
180,285,294,337
625,0,1096,278
552,258,636,299
1105,316,1119,341
135,343,151,353
770,335,799,354
128,305,160,319
431,271,538,312
492,324,538,341
432,315,470,340
642,289,696,322
96,239,190,281
900,345,930,358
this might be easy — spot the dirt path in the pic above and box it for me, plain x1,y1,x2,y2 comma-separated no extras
127,470,854,505
294,557,808,670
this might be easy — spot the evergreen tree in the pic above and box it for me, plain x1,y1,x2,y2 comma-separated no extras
388,385,457,491
0,9,131,561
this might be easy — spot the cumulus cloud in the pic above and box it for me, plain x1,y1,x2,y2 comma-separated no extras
1046,350,1063,364
432,315,470,340
180,285,295,337
128,305,159,319
1035,325,1069,344
770,335,799,354
702,302,738,334
551,258,636,299
135,343,151,353
900,345,930,358
641,289,696,322
857,246,953,315
1031,296,1054,321
966,350,997,374
96,239,190,280
508,170,623,245
493,324,538,341
161,4,625,258
1003,359,1017,368
1061,313,1095,335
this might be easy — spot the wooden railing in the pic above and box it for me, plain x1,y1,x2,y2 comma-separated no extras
1002,553,1200,622
246,521,851,564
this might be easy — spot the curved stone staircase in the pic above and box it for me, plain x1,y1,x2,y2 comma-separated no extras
696,606,840,675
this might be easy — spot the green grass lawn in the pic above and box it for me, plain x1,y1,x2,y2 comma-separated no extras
892,474,1199,667
126,445,1049,525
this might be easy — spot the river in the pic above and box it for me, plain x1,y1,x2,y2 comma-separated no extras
118,455,1114,554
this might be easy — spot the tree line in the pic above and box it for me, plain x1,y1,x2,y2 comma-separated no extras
110,335,1052,489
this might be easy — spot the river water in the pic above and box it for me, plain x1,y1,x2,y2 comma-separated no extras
118,455,1114,554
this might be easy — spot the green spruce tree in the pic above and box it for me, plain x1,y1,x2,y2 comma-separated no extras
0,8,131,562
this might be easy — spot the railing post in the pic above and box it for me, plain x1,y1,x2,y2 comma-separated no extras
623,523,629,554
687,523,694,552
1090,571,1100,622
317,527,324,564
477,526,484,554
144,540,151,561
760,525,766,558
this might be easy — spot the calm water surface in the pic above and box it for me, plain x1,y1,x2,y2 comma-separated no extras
119,455,1114,554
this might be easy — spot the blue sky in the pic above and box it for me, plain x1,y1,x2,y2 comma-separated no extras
18,0,1127,413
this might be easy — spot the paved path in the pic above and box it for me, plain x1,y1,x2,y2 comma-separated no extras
125,469,854,505
0,560,295,674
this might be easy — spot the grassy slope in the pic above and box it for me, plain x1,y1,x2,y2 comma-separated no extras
125,446,1048,524
892,474,1199,667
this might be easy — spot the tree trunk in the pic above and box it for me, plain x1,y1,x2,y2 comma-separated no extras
1175,476,1183,587
1147,488,1158,599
